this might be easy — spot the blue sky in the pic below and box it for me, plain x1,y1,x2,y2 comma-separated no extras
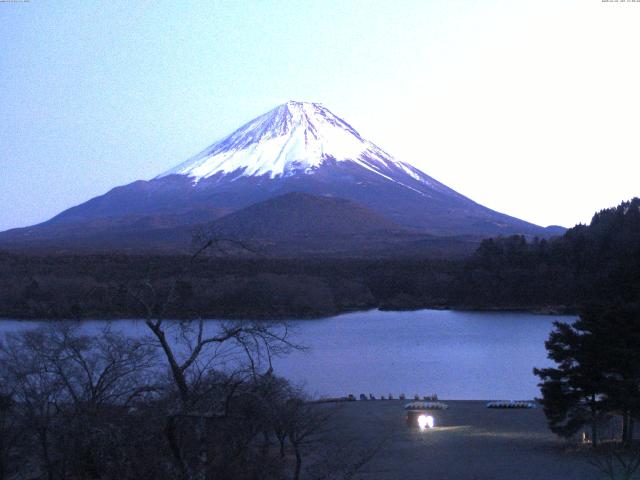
1,0,639,231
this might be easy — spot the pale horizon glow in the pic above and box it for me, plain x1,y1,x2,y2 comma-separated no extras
1,1,639,232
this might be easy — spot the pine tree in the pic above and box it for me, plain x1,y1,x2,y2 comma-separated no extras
534,316,608,446
535,302,640,446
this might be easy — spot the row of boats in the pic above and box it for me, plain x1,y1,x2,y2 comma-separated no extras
404,401,449,410
343,395,536,409
486,401,536,409
404,400,537,410
351,394,439,401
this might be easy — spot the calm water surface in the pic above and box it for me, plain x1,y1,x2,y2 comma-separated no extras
0,309,573,400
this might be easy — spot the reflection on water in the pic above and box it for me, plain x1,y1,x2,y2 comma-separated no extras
0,309,572,400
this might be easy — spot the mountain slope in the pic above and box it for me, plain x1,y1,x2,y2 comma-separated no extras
0,101,561,254
208,192,403,239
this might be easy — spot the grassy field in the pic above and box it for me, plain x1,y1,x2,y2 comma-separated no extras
324,400,599,480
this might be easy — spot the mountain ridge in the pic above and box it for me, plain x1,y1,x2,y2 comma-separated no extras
0,101,563,254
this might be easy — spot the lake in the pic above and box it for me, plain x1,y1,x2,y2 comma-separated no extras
0,309,572,400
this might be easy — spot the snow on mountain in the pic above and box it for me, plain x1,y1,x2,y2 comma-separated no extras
0,100,558,253
158,101,437,193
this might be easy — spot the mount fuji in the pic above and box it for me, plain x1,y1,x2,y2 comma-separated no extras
0,101,561,255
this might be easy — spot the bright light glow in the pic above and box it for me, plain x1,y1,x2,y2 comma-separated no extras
426,415,434,428
417,414,435,430
417,415,427,430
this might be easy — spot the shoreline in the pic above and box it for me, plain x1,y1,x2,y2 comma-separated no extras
0,304,577,322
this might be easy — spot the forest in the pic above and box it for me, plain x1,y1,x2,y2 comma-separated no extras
0,198,638,320
455,197,640,310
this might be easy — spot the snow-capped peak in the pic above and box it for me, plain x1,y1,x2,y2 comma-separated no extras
158,101,422,183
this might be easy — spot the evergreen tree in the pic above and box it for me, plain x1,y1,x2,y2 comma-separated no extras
581,303,640,445
534,315,608,446
535,302,640,446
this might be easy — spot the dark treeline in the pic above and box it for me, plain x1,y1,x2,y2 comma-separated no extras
455,197,640,310
0,198,638,319
0,254,459,319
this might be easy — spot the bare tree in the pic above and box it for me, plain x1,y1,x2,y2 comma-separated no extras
128,238,301,480
283,397,333,480
0,323,157,480
0,393,21,480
